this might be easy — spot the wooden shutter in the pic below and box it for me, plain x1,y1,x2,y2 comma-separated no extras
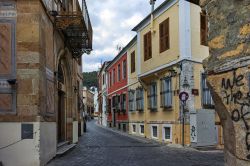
0,20,16,114
200,12,208,45
131,51,135,73
159,18,169,53
144,31,152,61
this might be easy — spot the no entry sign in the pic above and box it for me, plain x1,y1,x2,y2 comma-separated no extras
179,91,189,102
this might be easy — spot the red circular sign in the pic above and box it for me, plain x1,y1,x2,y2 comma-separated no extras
179,91,189,102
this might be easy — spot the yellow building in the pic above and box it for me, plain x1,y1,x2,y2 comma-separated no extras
128,0,223,147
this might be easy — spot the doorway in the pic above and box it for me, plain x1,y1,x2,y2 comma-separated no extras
58,90,66,143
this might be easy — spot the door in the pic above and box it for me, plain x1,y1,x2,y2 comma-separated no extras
58,91,65,142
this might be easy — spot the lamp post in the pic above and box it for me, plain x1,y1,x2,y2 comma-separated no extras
179,76,190,147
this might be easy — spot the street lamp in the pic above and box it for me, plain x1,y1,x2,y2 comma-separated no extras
181,76,189,147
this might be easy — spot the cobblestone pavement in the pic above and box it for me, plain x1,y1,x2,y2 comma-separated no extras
47,121,224,166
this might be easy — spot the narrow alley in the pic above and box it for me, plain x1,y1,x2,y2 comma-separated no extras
48,121,224,166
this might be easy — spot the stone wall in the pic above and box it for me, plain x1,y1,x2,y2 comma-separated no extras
200,0,250,165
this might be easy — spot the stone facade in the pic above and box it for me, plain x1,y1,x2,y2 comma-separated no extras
0,1,91,165
199,0,250,165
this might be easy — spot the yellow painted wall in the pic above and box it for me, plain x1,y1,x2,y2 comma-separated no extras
190,3,209,62
140,3,179,74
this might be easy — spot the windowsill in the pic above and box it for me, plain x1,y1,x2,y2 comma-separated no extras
149,108,157,112
161,106,173,111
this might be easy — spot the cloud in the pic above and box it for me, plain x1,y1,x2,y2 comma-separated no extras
83,0,165,72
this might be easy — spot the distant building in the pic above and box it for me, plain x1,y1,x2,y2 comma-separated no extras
97,61,110,126
0,0,92,165
82,87,94,119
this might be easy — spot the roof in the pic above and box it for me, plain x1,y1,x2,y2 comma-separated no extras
132,0,174,31
98,61,111,76
106,35,137,70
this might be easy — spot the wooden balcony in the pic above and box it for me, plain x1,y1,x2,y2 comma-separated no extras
44,0,92,58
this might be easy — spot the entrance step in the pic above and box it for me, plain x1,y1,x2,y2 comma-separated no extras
57,141,69,148
56,143,76,156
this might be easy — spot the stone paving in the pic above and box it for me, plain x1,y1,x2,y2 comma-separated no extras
47,121,224,166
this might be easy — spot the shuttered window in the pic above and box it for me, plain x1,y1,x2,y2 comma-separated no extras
144,31,152,61
136,87,144,111
129,90,135,112
148,83,157,110
159,18,170,53
131,51,135,73
160,77,172,108
118,64,121,82
200,11,208,46
0,20,16,114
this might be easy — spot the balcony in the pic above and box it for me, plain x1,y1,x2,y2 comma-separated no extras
44,0,92,58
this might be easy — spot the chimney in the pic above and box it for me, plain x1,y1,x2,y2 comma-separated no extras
150,0,156,33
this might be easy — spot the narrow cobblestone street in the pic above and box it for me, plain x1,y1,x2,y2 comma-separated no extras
48,121,224,166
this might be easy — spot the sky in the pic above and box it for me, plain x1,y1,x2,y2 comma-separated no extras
82,0,166,72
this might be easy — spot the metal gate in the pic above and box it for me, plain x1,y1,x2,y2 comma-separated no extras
190,109,218,147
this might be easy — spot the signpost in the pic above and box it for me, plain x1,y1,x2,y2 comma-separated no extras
179,91,189,147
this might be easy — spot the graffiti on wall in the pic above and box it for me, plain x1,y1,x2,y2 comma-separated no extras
221,69,250,159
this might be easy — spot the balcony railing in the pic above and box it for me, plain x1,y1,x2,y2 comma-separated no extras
43,0,93,58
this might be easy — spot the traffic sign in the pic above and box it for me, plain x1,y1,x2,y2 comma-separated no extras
179,91,189,102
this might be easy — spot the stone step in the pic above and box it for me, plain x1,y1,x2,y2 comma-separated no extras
56,144,76,156
57,141,69,148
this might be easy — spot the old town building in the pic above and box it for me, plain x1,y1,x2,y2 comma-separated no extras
199,0,250,165
0,0,92,165
82,86,94,119
128,0,223,147
106,43,131,132
97,61,110,126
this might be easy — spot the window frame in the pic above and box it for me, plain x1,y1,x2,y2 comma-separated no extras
200,11,208,46
151,124,158,139
117,64,121,82
160,77,172,109
136,87,144,111
162,124,172,142
159,18,170,53
139,124,145,135
148,82,157,111
201,73,214,109
131,51,135,73
144,31,152,61
129,90,135,112
122,60,127,79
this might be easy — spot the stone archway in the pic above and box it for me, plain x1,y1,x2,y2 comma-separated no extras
56,49,72,143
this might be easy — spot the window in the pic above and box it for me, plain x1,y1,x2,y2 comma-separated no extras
109,72,112,87
148,83,157,110
200,11,208,46
116,95,121,111
102,74,105,85
129,90,135,112
131,51,135,73
112,96,116,109
123,124,126,132
107,99,111,113
132,124,136,133
140,125,144,134
160,77,172,108
122,60,127,79
152,125,158,138
201,74,214,108
118,64,121,82
136,87,144,111
113,68,115,84
144,31,152,61
162,125,172,141
159,18,170,53
121,93,126,112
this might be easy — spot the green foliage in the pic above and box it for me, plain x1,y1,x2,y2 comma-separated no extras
82,71,98,89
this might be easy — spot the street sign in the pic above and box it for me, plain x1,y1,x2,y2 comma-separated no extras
179,91,189,102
